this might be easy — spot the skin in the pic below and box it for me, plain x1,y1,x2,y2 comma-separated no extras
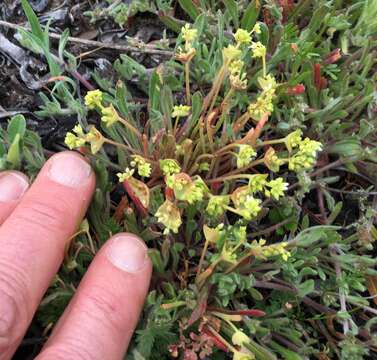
0,151,152,360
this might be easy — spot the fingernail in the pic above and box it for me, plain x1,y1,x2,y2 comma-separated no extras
107,234,149,273
0,172,29,202
48,153,92,187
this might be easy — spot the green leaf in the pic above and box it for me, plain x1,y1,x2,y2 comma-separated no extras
7,134,22,169
241,0,260,31
160,85,173,129
148,70,162,111
178,0,200,21
7,115,26,143
21,0,45,43
223,0,239,27
297,279,315,297
188,91,203,131
59,28,70,61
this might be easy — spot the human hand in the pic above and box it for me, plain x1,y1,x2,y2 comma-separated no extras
0,152,152,360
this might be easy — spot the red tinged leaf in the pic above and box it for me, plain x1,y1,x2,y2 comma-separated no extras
314,63,327,91
278,0,294,22
201,326,229,352
287,84,305,95
165,186,175,201
324,48,341,65
233,309,266,317
211,181,222,192
314,63,322,89
123,178,149,217
207,307,266,317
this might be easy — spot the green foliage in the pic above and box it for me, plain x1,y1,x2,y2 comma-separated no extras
0,115,45,173
12,1,377,359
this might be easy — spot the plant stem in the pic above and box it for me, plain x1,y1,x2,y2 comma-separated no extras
262,55,267,77
118,116,142,140
258,138,285,146
207,159,265,183
185,61,191,105
104,138,145,157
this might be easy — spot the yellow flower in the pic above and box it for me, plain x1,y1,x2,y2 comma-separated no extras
206,195,229,217
117,168,135,182
248,174,268,193
250,41,266,58
264,147,283,172
252,23,261,34
288,138,322,172
155,200,182,234
261,242,291,261
181,23,198,49
72,124,84,136
229,60,247,90
265,177,288,200
258,74,277,93
223,45,242,62
84,89,103,110
64,125,86,149
234,29,252,45
160,159,181,176
236,144,257,168
172,105,191,118
285,129,303,152
101,104,120,127
247,92,274,120
85,126,105,154
231,187,262,220
168,173,207,204
130,155,152,177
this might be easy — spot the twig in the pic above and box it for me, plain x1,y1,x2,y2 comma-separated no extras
330,245,350,334
248,217,295,238
0,20,174,57
253,280,336,315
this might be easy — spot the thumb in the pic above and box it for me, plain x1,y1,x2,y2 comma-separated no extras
36,233,152,360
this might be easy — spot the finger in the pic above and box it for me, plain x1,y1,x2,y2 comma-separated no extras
0,152,95,359
37,233,152,360
0,171,29,225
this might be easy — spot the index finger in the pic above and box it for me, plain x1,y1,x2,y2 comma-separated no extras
0,151,95,359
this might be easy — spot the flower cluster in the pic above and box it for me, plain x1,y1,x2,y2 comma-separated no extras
250,41,266,58
233,29,252,45
206,195,230,217
252,239,291,261
101,104,120,127
166,173,207,204
289,138,323,172
130,155,151,177
84,89,122,128
181,23,198,50
223,44,242,62
264,147,283,172
64,125,104,154
229,59,247,90
265,178,289,200
248,75,277,120
84,89,103,110
248,174,268,193
160,159,181,176
231,187,262,220
285,129,303,152
236,144,257,168
117,168,134,182
155,200,182,234
172,105,191,118
176,24,197,62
